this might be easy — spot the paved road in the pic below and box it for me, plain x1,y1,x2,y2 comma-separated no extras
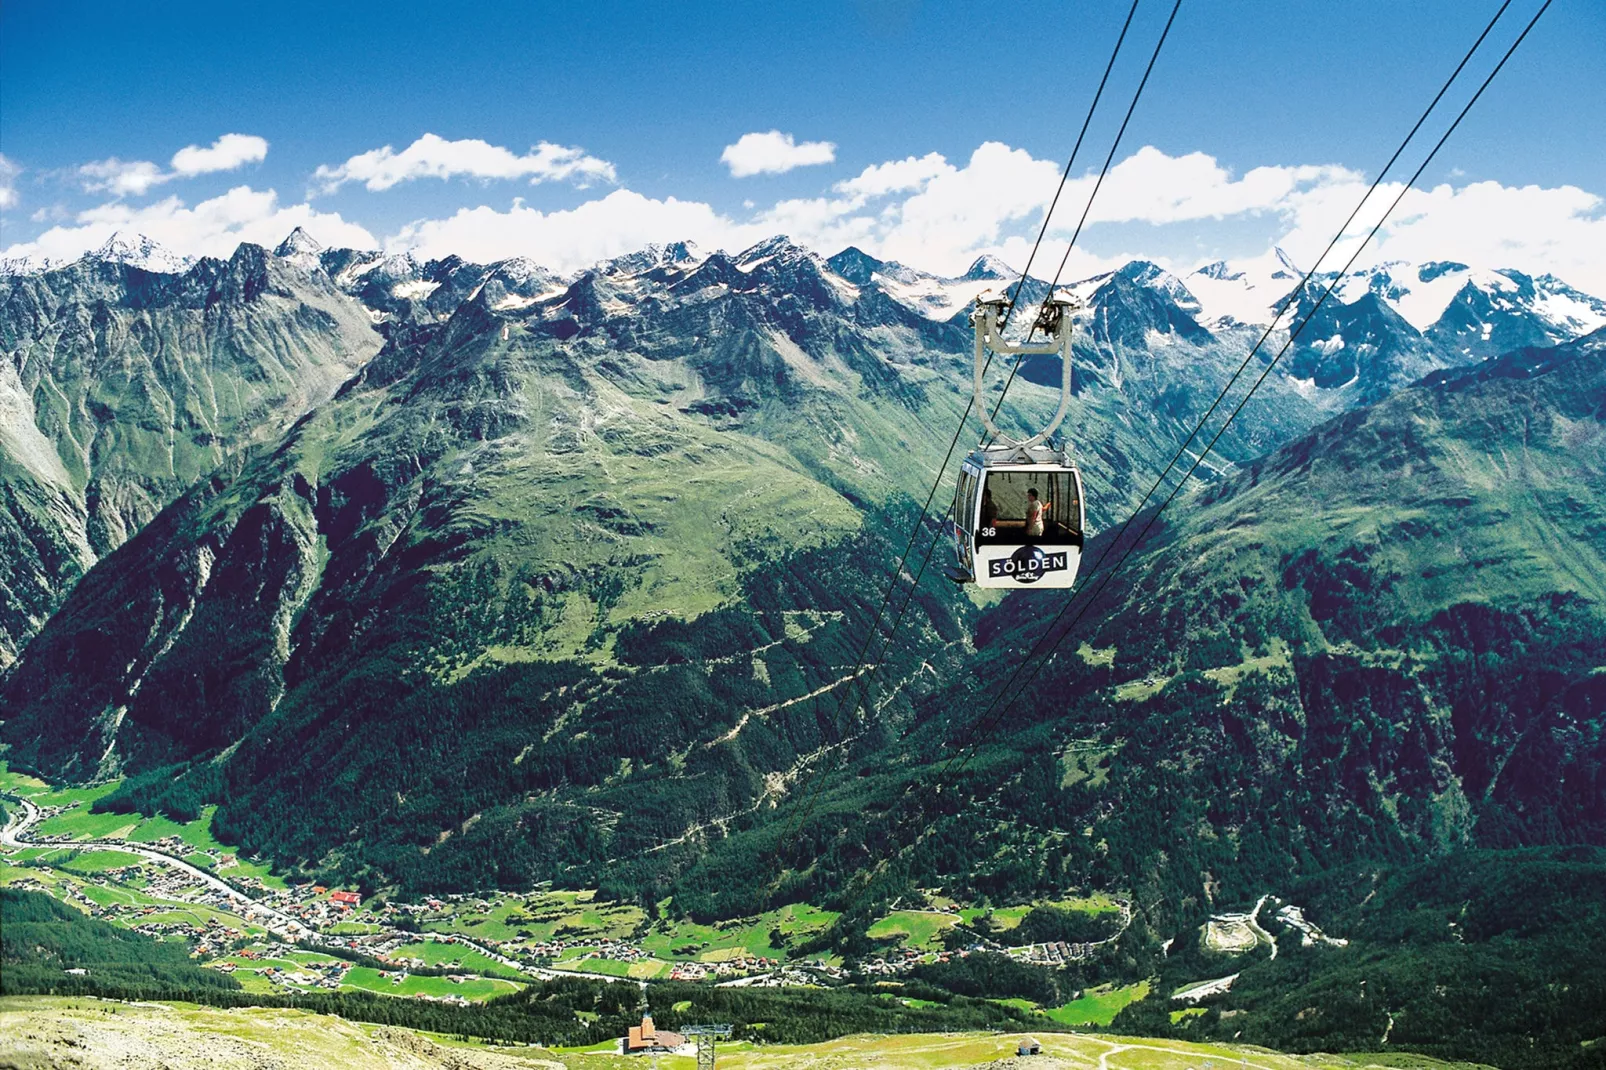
5,791,642,986
1247,892,1277,960
2,792,309,935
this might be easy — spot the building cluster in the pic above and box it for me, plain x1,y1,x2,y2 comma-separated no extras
714,965,831,987
247,958,352,991
1010,940,1101,965
1274,903,1348,947
664,954,812,982
858,944,964,976
129,913,246,952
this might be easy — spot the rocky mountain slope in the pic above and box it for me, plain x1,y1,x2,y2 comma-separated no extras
0,235,382,665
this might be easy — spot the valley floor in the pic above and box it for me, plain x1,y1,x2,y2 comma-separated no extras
0,997,1500,1070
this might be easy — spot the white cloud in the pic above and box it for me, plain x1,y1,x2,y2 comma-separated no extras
12,138,1600,298
734,144,1606,295
170,133,269,176
1078,147,1359,226
1378,181,1606,292
1277,176,1606,295
378,144,1606,293
0,154,20,209
720,131,837,178
834,152,950,198
391,188,758,272
313,133,616,194
870,142,1062,268
746,141,1059,272
76,133,269,198
79,158,167,197
1,185,376,265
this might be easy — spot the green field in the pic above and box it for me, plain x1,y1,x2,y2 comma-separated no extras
1045,980,1151,1026
340,966,521,1001
954,895,1121,933
640,901,839,961
0,853,275,941
426,888,644,943
554,951,638,977
35,848,146,873
391,939,527,977
217,955,307,971
1,766,113,809
957,904,1030,929
866,909,960,950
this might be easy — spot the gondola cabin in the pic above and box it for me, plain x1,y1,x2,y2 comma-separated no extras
952,446,1085,589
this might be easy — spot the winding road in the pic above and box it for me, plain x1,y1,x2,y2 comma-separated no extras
2,792,307,934
3,791,638,986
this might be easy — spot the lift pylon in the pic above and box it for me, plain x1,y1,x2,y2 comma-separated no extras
683,1024,733,1070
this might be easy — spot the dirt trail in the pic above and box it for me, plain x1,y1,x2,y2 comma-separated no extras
706,667,870,747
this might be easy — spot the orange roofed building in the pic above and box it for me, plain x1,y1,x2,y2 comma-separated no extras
621,1015,685,1054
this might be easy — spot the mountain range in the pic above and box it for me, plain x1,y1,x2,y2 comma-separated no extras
2,228,1604,1063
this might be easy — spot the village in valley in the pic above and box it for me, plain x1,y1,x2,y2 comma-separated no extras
1,764,1163,1030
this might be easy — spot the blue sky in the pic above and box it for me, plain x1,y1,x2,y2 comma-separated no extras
3,0,1602,288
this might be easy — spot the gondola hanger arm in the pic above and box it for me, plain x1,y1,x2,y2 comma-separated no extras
972,290,1080,450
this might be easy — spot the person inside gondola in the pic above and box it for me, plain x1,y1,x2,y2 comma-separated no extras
980,488,998,531
1026,488,1049,538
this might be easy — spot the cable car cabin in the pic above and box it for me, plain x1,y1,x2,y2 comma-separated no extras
951,446,1085,589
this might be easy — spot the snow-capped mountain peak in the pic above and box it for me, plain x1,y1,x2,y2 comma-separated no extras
1185,247,1307,328
91,232,193,274
598,241,703,278
963,254,1017,281
273,227,324,270
1116,260,1201,311
734,234,814,272
1193,260,1244,282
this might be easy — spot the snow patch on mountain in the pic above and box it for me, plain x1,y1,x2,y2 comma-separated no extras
871,271,992,321
1534,285,1606,335
392,279,440,300
1183,250,1606,347
1185,247,1304,328
1386,266,1495,330
0,253,68,276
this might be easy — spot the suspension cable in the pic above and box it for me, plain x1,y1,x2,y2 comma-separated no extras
939,0,1550,784
776,0,1154,841
842,0,1185,743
